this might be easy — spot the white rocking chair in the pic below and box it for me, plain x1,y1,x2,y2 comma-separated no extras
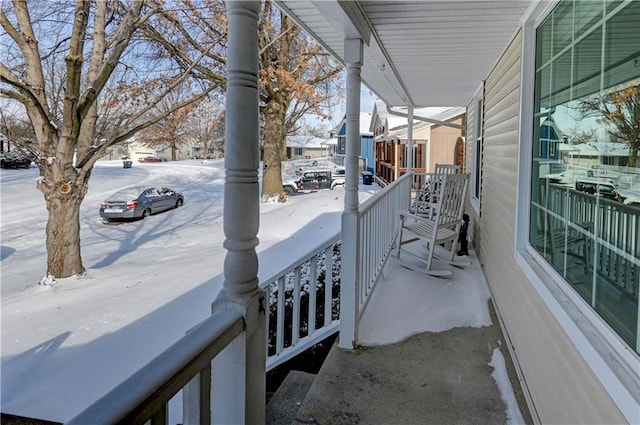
396,172,470,276
411,164,461,215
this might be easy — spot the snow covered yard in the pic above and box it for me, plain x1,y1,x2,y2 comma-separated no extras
0,159,377,422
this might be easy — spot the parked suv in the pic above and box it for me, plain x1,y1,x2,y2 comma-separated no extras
575,177,618,200
0,151,31,169
297,169,333,190
282,175,300,195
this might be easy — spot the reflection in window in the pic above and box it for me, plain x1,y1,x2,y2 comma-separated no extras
530,0,640,354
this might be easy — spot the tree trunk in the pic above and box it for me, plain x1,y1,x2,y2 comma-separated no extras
261,100,287,199
629,147,638,167
38,163,89,279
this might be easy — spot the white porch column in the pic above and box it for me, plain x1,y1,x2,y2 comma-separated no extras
407,106,414,174
339,38,363,349
211,2,265,424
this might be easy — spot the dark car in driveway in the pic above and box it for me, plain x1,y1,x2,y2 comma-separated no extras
296,168,345,191
1,152,31,169
99,187,184,223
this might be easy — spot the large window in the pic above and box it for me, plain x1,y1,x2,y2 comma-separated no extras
529,0,640,353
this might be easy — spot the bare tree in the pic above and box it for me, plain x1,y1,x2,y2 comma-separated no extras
0,1,224,279
138,88,199,161
142,0,344,199
579,83,640,167
0,107,37,157
258,1,343,200
185,97,225,159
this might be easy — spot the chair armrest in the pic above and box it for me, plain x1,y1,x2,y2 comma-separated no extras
398,209,436,225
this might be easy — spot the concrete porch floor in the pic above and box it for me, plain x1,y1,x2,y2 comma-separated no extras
293,244,534,425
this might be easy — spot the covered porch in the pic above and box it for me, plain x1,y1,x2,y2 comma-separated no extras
67,1,639,424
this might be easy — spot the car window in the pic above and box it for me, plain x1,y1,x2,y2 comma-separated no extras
317,172,330,182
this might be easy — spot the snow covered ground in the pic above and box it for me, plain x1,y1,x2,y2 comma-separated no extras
1,159,522,423
0,159,377,422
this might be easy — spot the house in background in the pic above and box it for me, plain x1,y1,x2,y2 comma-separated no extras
155,144,194,162
286,135,335,160
334,112,374,171
125,141,157,162
370,101,466,183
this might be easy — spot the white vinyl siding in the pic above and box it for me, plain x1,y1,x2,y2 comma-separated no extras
478,29,627,424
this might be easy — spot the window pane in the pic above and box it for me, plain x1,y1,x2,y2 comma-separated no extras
530,0,640,354
536,16,553,66
535,65,552,110
574,1,602,38
551,1,573,57
552,50,572,105
573,26,602,100
604,1,640,88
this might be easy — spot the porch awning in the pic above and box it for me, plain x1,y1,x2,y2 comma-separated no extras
276,1,534,107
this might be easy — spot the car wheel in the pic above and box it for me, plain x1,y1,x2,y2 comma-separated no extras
175,199,183,208
283,186,294,196
142,208,152,218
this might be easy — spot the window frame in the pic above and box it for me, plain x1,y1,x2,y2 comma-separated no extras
514,1,640,421
470,85,484,214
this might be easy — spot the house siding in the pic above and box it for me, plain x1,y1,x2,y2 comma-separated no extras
428,117,464,173
477,29,626,424
466,96,482,253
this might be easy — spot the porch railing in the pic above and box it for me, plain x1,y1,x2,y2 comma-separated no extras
67,233,343,424
338,173,412,348
539,183,640,350
262,234,342,371
354,173,412,321
67,310,244,425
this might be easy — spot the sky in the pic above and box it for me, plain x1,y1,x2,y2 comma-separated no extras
1,159,522,423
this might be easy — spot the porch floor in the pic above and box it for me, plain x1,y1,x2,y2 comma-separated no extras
294,244,534,425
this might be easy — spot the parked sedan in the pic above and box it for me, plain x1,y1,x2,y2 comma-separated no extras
138,156,161,163
99,187,184,223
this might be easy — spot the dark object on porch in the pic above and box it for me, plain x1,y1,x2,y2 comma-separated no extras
457,213,470,256
362,171,373,185
122,160,133,168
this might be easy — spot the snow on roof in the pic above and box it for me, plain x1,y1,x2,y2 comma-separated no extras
372,100,465,135
332,113,374,136
571,143,634,157
286,136,334,148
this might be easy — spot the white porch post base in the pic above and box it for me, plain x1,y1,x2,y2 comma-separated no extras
211,291,265,424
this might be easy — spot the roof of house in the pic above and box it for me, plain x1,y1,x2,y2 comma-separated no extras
371,100,465,138
286,136,335,149
333,113,374,136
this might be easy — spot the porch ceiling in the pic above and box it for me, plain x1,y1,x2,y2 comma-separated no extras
276,1,536,108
